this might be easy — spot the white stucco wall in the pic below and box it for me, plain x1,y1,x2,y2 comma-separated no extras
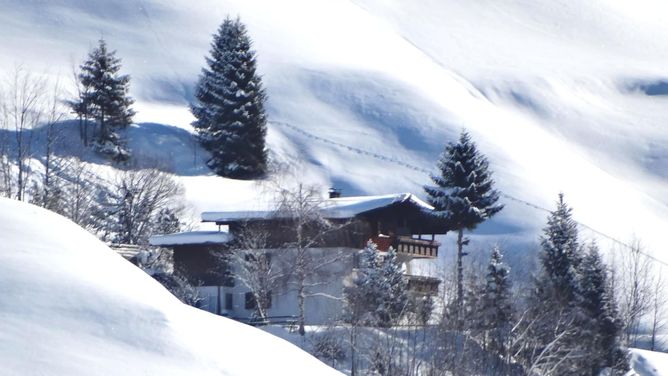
196,247,356,324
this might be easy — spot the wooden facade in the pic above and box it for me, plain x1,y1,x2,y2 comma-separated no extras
217,199,448,260
172,245,234,286
150,193,449,324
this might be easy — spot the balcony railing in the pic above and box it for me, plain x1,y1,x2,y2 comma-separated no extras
369,235,440,259
396,236,439,259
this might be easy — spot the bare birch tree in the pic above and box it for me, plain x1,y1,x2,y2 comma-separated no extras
97,168,184,245
650,273,667,351
29,79,70,212
619,239,654,346
1,67,47,201
274,183,351,336
228,222,289,322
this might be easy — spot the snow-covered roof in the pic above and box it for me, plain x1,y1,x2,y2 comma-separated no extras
201,193,434,223
149,231,233,246
108,244,142,261
322,193,433,219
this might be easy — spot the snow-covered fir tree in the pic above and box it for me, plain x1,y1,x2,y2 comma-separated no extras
343,241,379,326
480,246,513,363
532,194,585,374
343,241,408,327
424,130,503,324
579,243,628,374
520,194,623,375
191,16,268,179
71,39,135,162
378,247,409,326
537,193,582,306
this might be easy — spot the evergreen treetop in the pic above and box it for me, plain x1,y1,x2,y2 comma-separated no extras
482,246,513,330
72,39,135,161
80,40,134,132
425,130,503,230
479,246,513,365
538,193,582,305
191,16,268,179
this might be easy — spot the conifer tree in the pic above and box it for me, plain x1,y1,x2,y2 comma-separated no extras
481,246,513,361
424,130,503,324
379,248,409,326
579,243,627,374
71,39,135,161
343,242,408,327
343,241,380,326
191,16,268,179
523,194,589,374
517,196,628,374
537,193,582,306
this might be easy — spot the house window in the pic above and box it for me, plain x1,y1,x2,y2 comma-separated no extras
244,291,272,310
225,293,233,310
245,292,254,310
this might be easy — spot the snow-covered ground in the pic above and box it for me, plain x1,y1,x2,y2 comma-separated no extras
631,348,668,376
2,0,667,260
0,197,339,375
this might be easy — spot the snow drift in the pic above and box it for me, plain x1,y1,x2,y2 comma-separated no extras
0,198,340,376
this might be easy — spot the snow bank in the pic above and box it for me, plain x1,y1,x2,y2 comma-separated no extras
0,198,340,376
631,348,668,376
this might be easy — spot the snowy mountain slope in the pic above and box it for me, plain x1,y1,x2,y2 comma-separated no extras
0,197,340,376
1,0,668,257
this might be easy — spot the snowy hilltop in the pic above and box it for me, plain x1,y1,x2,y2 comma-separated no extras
0,197,340,375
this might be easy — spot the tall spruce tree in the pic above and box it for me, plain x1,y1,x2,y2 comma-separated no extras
524,194,589,374
579,243,627,374
518,197,628,374
424,130,503,324
537,193,582,306
191,16,268,179
71,39,135,161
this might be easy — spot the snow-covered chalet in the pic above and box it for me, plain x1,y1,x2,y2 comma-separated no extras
150,190,448,325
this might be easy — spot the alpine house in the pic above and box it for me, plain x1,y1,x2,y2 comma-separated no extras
150,190,448,324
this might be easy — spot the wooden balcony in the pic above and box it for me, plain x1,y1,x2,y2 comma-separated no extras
369,235,440,259
395,236,439,259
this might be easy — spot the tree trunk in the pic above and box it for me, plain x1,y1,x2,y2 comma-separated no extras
298,269,306,336
99,108,106,143
456,228,464,329
78,115,84,144
350,325,357,376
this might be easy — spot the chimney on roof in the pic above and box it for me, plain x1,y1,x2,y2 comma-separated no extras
328,188,342,199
